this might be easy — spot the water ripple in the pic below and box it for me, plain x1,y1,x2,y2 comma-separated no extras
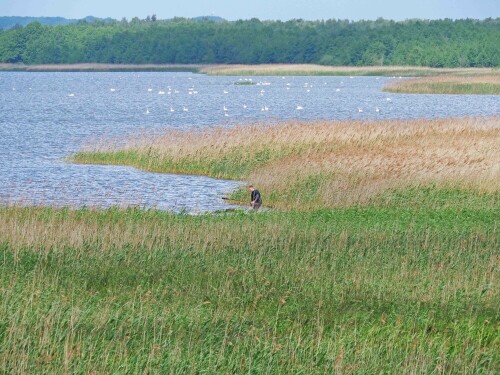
1,72,498,212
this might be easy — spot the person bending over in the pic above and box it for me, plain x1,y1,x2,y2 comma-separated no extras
248,185,262,210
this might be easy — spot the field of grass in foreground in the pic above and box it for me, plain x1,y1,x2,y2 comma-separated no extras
1,186,498,373
3,117,499,373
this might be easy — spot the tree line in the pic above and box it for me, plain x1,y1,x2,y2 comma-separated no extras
0,17,498,67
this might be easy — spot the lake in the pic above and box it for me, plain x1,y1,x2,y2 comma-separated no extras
0,72,498,212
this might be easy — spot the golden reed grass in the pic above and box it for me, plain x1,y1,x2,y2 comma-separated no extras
199,64,497,76
384,73,500,94
76,117,500,209
2,63,496,77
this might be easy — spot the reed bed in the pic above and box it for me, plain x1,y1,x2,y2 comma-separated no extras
3,116,499,373
384,73,500,95
199,64,496,77
73,117,500,210
2,63,494,78
1,195,498,373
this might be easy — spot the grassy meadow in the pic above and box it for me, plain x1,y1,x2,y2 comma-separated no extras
1,196,498,373
2,117,499,373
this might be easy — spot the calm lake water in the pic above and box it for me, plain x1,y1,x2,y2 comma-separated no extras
0,72,498,212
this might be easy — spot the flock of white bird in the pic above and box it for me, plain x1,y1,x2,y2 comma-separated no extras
65,77,393,117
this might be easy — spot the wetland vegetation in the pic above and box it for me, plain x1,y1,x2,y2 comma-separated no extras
384,73,500,95
2,62,498,95
2,117,497,372
73,117,500,209
1,8,499,373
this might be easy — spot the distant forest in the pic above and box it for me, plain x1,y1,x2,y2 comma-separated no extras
0,17,498,67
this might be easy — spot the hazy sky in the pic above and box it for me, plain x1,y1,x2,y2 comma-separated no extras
1,0,498,21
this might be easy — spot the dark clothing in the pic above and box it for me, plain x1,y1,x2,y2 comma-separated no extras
251,189,262,209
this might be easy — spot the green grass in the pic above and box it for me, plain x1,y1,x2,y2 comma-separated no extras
1,187,499,373
71,145,295,181
6,118,500,372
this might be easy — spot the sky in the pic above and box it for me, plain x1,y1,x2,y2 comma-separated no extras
0,0,498,21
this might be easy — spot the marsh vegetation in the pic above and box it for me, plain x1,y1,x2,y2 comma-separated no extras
1,186,498,373
73,117,500,210
384,73,500,95
3,110,499,372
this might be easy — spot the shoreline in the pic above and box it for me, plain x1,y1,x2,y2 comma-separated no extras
3,63,498,94
1,63,496,76
0,63,202,73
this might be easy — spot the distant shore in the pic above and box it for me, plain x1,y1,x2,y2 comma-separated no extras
0,63,202,73
1,63,495,76
2,63,498,94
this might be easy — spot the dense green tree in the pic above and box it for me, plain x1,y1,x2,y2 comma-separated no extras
0,18,498,67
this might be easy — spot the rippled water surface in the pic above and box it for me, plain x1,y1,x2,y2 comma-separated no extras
0,72,498,212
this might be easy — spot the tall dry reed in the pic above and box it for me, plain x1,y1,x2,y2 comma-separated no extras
199,64,497,77
73,117,500,209
384,73,500,94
